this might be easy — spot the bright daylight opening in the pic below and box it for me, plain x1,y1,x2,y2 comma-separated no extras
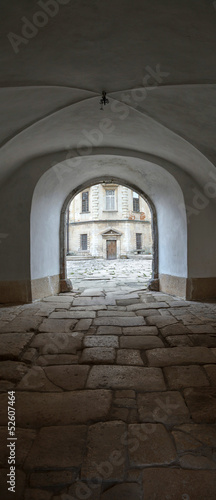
66,182,154,290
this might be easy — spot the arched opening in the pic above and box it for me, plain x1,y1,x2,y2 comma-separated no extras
60,177,158,292
28,153,190,302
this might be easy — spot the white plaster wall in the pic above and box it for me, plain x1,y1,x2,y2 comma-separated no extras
30,155,188,280
31,183,62,280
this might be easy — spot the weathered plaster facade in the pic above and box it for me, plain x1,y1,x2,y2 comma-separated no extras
68,184,152,258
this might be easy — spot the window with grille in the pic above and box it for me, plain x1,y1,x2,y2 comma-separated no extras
133,192,140,212
81,234,87,250
82,192,89,212
106,189,115,210
136,233,142,250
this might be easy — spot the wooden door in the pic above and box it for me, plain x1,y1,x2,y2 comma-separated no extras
106,240,117,260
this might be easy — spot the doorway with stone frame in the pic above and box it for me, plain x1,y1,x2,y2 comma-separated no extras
106,239,117,260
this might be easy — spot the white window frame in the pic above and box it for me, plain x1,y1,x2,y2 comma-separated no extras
105,189,115,211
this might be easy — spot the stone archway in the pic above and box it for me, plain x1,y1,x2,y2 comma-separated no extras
28,153,192,302
59,175,159,293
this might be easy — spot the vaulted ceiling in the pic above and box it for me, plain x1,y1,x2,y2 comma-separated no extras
0,0,216,186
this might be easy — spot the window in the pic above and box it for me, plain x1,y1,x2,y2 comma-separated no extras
133,192,140,212
82,192,89,212
136,233,142,250
81,234,87,250
106,189,115,210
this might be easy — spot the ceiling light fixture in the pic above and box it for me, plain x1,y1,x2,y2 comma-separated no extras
100,91,109,110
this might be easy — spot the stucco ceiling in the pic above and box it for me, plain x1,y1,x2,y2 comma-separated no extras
0,0,216,184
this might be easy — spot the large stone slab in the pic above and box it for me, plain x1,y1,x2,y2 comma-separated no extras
122,326,158,336
81,421,126,480
135,309,161,317
189,334,216,347
0,317,42,333
36,354,79,365
49,311,96,319
31,332,83,355
142,469,216,499
160,323,190,336
120,336,164,349
187,325,216,334
183,387,216,423
146,316,177,328
84,335,119,348
73,297,115,306
97,326,122,335
101,483,142,500
97,311,135,317
128,423,176,465
0,361,28,381
137,391,190,425
173,423,216,447
171,430,202,453
146,347,216,367
180,314,203,325
38,319,77,333
94,317,145,326
80,348,116,364
168,300,190,308
160,323,190,337
164,365,209,389
0,391,112,427
75,319,93,330
117,299,141,306
166,335,193,346
87,366,166,391
127,302,169,311
117,349,144,366
17,367,62,392
44,365,90,390
179,454,216,469
25,425,86,469
0,333,34,360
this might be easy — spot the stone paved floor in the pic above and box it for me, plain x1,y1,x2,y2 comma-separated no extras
0,283,216,499
67,257,153,289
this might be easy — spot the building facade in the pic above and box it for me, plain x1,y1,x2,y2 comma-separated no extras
67,184,152,259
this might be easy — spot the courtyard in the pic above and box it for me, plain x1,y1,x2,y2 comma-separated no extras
67,257,153,290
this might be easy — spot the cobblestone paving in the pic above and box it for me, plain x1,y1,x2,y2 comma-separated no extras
67,257,153,289
0,284,216,499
